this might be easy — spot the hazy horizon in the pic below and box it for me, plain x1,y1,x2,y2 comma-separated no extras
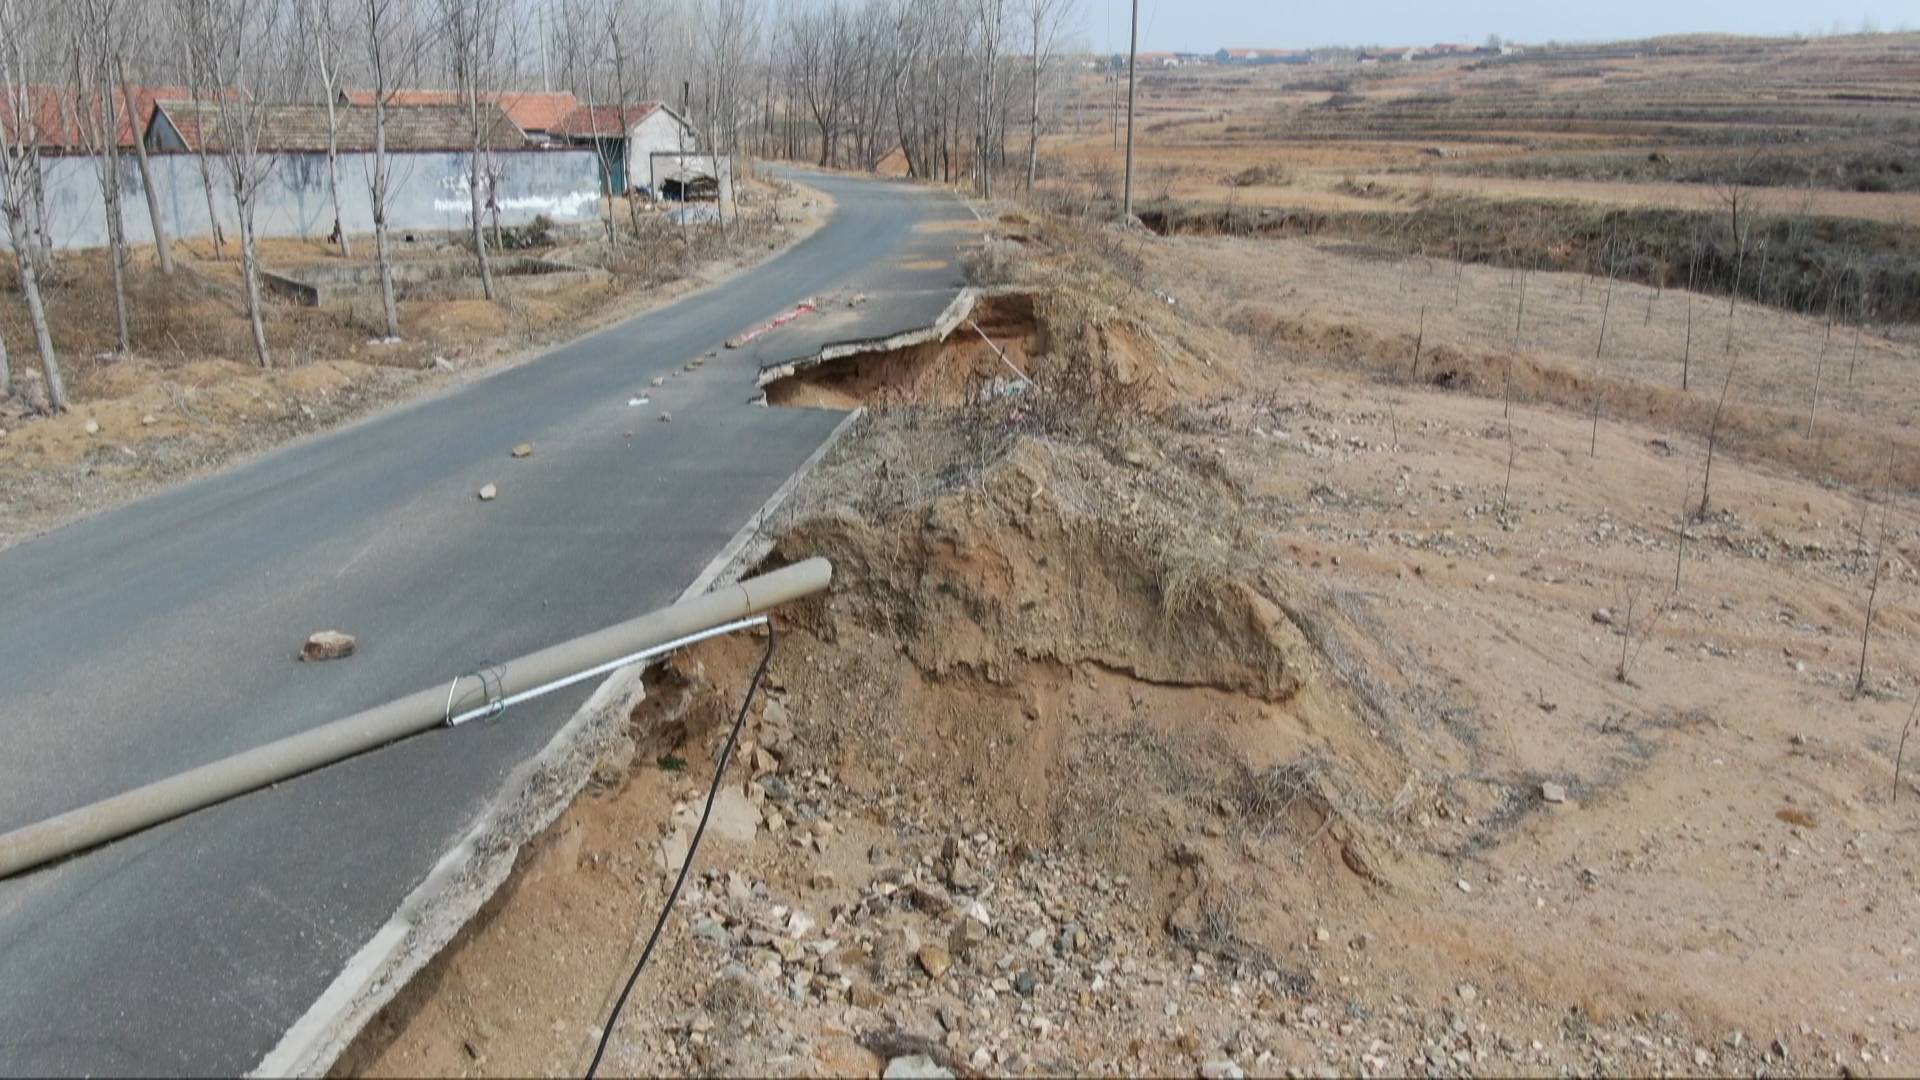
1088,0,1918,53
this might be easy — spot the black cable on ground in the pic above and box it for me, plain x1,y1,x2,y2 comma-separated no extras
585,620,777,1079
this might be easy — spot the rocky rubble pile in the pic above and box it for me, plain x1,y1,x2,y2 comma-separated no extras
607,693,1787,1079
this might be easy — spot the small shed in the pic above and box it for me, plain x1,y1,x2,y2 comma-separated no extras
650,152,733,205
554,102,700,196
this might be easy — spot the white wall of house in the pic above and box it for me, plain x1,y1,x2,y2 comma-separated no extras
623,109,697,194
5,149,601,250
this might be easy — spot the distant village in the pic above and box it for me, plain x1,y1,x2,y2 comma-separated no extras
1093,40,1525,69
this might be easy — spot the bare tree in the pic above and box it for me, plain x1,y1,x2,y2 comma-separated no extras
971,0,1007,198
0,0,65,409
1681,228,1699,389
299,0,354,257
1712,171,1760,356
115,13,173,276
1590,242,1618,457
204,0,297,368
1699,362,1736,516
1856,456,1897,696
439,0,502,298
178,0,230,260
1022,0,1074,195
72,0,134,354
360,0,428,340
790,4,852,167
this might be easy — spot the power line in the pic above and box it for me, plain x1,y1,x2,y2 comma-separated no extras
584,619,778,1079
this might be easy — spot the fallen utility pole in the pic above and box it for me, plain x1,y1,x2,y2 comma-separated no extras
0,559,833,881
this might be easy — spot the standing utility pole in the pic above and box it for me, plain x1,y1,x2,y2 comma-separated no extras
1120,0,1138,220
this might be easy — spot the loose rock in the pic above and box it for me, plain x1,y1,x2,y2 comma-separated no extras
918,943,953,979
302,631,357,662
883,1055,954,1080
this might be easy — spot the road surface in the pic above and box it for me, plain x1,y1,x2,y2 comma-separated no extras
0,170,970,1076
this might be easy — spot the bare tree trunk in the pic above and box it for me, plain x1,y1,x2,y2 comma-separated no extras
186,65,226,259
466,98,495,300
324,93,351,257
95,65,132,353
1858,492,1894,696
373,96,399,338
29,164,53,268
5,221,65,409
237,197,270,366
1025,49,1039,194
1700,364,1735,515
194,138,225,259
118,59,173,274
1682,299,1694,390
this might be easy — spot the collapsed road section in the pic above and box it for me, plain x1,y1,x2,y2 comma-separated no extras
756,288,1047,408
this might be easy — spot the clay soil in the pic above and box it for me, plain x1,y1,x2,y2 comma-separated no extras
339,208,1920,1078
0,178,829,549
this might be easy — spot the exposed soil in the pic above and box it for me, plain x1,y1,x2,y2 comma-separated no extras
338,212,1920,1078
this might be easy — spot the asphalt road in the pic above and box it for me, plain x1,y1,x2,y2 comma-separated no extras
0,170,970,1076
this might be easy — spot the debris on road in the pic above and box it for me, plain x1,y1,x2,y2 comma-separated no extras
511,443,533,458
726,301,817,349
478,483,498,501
301,631,356,662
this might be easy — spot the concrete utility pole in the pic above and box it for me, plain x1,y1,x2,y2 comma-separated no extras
1121,0,1139,221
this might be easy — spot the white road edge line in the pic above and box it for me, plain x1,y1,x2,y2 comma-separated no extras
252,405,866,1079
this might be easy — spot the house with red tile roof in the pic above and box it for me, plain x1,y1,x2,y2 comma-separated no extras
147,100,526,154
337,89,580,141
1,84,234,153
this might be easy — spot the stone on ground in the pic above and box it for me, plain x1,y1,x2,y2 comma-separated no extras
302,631,357,662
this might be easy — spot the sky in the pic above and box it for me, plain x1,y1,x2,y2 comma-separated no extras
1085,0,1920,53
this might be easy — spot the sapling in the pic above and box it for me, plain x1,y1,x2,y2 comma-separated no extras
1895,690,1920,804
1589,259,1616,457
1856,479,1895,697
1700,363,1736,516
1409,303,1426,378
1808,338,1827,440
1500,409,1517,515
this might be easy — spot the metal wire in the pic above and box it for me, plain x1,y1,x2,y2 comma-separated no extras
585,619,778,1078
445,616,770,728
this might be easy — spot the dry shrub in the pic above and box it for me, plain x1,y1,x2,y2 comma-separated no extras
962,238,1025,287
